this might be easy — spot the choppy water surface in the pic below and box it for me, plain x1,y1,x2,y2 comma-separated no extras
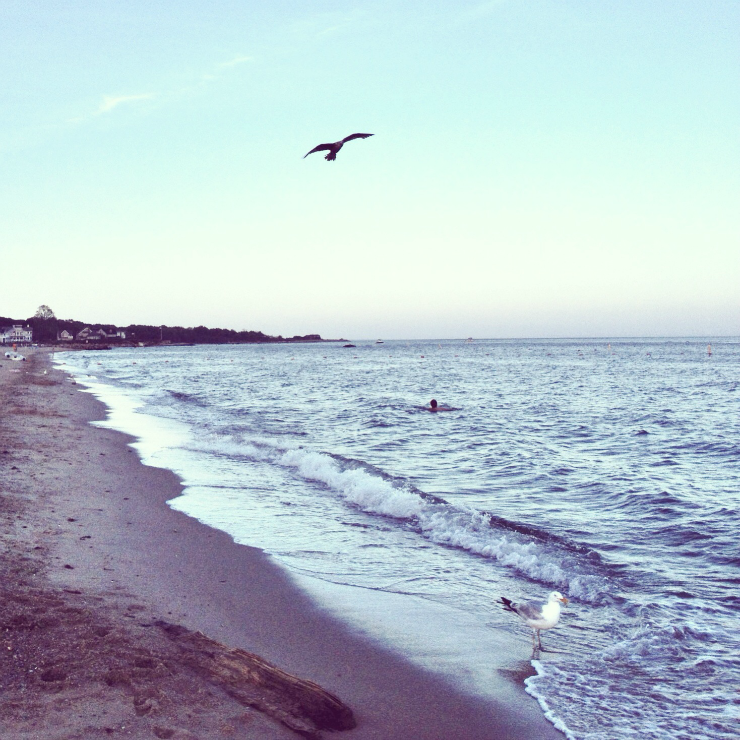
57,338,740,739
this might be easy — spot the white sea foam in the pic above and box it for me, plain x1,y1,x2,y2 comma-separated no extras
183,430,605,598
421,507,569,581
134,414,606,605
525,662,577,740
185,433,427,519
54,353,608,602
278,448,425,518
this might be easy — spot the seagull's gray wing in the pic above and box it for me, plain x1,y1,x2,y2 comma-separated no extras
512,601,545,620
303,143,335,158
340,133,374,144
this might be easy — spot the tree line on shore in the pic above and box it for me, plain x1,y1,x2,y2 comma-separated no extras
1,306,323,345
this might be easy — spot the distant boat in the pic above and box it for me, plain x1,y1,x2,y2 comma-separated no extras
376,340,384,344
343,344,356,348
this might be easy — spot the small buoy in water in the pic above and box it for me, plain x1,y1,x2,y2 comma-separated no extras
707,344,712,356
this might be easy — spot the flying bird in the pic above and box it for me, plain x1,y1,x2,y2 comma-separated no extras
303,133,374,161
500,591,568,650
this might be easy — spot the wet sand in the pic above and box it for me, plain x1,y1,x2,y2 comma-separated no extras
0,348,560,740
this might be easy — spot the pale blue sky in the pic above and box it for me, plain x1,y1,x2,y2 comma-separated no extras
1,1,738,338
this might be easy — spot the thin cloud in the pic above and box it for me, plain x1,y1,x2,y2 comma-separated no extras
192,55,251,87
97,93,155,114
218,54,252,68
67,54,246,129
316,23,344,37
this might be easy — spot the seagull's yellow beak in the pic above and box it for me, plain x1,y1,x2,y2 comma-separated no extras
560,596,569,605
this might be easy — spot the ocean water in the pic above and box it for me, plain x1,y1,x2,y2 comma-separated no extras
55,338,740,739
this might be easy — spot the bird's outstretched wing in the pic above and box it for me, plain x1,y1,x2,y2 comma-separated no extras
303,143,335,158
340,133,374,144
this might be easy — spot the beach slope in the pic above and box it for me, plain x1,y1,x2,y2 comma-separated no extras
0,349,560,740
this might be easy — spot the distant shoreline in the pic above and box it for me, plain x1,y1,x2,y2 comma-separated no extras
34,337,345,351
1,312,346,347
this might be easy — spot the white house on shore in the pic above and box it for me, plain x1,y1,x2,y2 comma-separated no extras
74,327,127,342
0,324,33,346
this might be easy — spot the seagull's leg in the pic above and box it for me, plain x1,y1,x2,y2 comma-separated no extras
531,632,540,658
537,631,543,650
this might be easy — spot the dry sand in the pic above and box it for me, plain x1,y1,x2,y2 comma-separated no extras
0,348,561,740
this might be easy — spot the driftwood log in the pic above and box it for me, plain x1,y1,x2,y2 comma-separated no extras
156,621,356,739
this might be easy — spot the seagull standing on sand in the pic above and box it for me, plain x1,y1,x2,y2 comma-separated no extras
500,591,568,650
303,133,374,161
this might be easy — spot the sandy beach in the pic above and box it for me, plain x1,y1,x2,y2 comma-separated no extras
0,348,560,740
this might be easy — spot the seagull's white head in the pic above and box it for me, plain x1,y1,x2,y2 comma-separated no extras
549,591,569,605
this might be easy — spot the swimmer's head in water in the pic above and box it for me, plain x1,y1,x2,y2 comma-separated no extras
430,399,438,408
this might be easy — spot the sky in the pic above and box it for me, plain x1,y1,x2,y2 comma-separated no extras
1,0,738,339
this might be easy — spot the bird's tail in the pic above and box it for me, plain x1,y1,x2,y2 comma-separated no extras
324,152,337,161
500,597,517,612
